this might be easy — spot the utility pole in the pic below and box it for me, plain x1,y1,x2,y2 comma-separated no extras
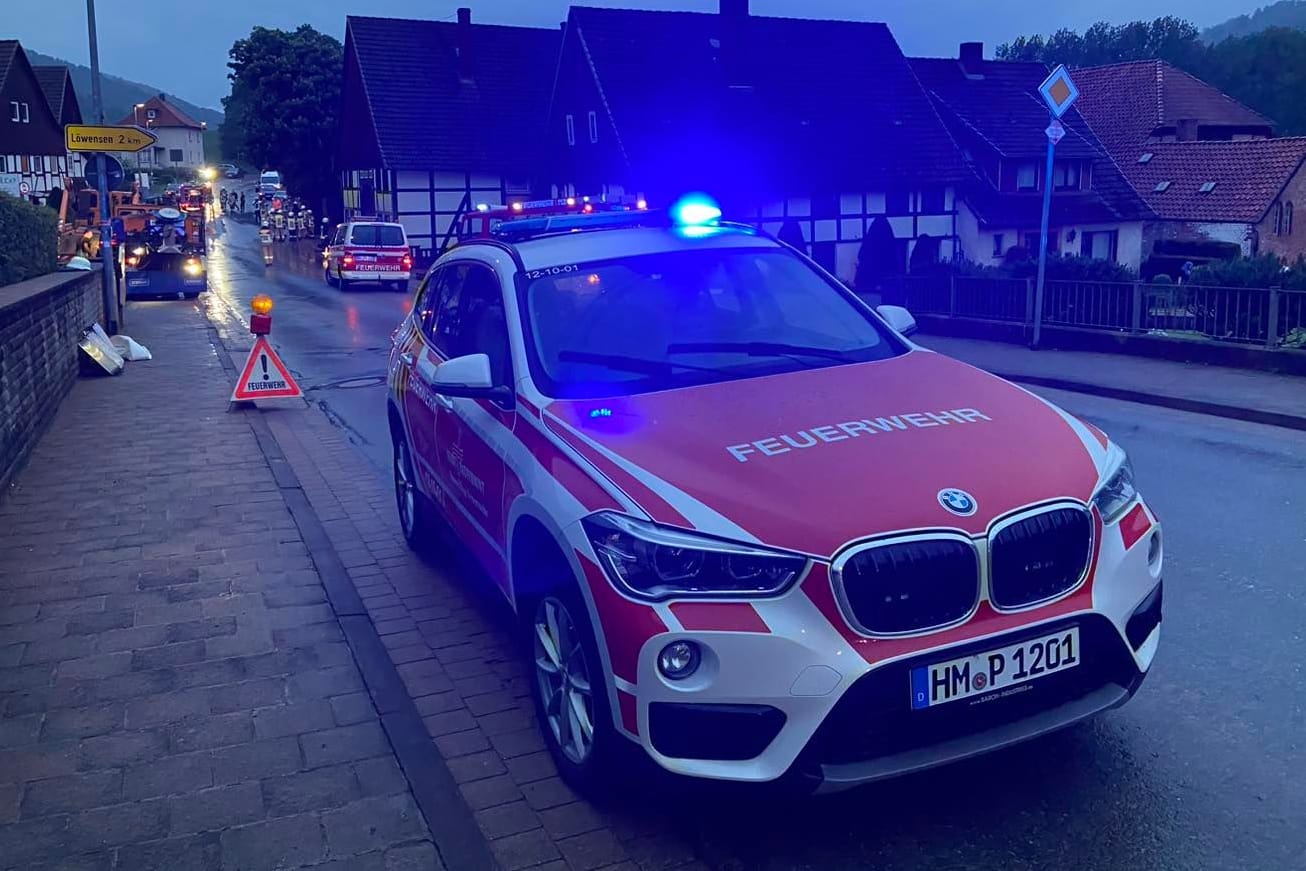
1032,64,1080,349
85,0,121,333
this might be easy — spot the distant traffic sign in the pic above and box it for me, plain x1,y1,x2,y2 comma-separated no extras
1045,119,1066,145
1038,65,1080,118
84,154,124,191
65,124,157,153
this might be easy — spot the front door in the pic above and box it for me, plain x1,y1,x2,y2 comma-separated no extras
399,268,447,498
427,261,516,590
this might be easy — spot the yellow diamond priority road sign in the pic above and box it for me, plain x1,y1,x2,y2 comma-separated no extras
65,124,158,153
1038,65,1080,118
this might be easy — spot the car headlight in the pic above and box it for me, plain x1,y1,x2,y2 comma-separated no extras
1092,447,1137,522
582,513,807,601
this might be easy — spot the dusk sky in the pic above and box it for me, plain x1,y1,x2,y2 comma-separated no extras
26,0,1258,109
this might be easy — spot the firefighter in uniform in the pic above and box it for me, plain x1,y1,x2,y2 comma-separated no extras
273,208,286,242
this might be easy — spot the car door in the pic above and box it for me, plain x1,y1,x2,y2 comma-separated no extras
400,266,454,500
327,225,347,273
428,261,516,591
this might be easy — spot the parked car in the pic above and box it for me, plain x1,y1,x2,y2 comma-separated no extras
217,163,241,178
384,199,1165,795
323,220,412,291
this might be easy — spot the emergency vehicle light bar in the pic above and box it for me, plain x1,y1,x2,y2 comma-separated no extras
491,209,668,241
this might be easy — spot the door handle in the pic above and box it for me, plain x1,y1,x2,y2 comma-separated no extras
400,352,415,366
434,393,455,409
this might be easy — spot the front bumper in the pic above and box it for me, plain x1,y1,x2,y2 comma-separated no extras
613,505,1163,789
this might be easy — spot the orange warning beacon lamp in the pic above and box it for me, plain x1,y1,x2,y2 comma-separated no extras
250,294,274,335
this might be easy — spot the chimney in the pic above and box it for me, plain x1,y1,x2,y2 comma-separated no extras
720,0,750,89
456,7,473,84
1176,118,1198,141
959,42,983,75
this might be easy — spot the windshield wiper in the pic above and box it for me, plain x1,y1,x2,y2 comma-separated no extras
666,341,858,362
557,350,733,375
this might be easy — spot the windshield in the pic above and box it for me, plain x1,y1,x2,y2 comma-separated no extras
349,224,406,247
521,247,901,399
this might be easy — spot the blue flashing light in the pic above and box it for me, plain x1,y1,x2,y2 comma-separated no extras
671,194,722,227
589,407,613,419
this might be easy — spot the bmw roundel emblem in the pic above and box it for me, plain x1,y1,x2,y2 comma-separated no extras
938,488,977,517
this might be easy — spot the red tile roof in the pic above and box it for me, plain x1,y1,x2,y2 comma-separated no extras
1073,61,1299,222
1074,60,1271,157
1125,138,1306,222
115,94,203,129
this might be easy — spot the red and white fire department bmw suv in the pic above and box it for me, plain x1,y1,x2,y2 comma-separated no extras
386,201,1163,794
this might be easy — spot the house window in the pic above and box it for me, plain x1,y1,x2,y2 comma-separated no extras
169,148,183,163
20,102,29,123
1016,162,1038,191
587,110,598,144
1275,202,1284,236
1053,161,1081,191
565,114,575,146
885,188,910,215
1024,230,1057,253
8,101,17,121
1287,202,1294,236
147,109,157,120
1080,230,1118,261
20,155,29,172
992,233,1005,258
920,187,945,213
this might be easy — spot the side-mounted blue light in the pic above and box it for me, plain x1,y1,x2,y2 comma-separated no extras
671,195,722,227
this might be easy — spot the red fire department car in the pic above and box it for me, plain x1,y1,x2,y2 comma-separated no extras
323,219,413,292
386,198,1163,794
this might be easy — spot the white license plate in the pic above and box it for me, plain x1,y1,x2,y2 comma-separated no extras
354,254,377,261
910,626,1080,709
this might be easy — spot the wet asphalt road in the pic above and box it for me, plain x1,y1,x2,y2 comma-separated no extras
203,211,1306,870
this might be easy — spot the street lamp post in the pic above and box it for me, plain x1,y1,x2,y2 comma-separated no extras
133,103,145,171
84,0,120,334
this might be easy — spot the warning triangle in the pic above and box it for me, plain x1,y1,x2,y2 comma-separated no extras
231,336,302,401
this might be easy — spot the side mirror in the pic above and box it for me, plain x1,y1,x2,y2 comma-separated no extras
431,353,514,406
877,304,918,337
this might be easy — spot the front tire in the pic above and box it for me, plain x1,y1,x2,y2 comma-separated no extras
528,585,621,795
324,267,337,287
392,427,432,550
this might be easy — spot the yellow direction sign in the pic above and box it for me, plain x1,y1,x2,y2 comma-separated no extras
65,124,158,153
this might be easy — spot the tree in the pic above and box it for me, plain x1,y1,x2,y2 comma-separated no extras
995,17,1306,134
996,17,1203,68
222,25,342,210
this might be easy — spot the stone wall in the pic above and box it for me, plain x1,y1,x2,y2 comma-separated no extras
0,271,104,492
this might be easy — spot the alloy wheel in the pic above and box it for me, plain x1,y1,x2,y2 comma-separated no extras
394,439,416,539
533,596,596,764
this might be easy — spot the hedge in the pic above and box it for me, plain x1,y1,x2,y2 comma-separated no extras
0,192,58,286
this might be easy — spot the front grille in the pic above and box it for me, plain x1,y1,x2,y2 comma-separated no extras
799,615,1141,767
989,506,1092,609
835,536,979,635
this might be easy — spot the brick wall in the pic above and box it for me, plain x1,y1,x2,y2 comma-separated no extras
0,271,104,492
1258,163,1306,259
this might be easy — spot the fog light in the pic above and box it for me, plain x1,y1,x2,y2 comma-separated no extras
657,641,701,680
1147,529,1162,570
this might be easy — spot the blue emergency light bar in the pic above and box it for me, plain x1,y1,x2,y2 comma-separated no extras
491,194,723,242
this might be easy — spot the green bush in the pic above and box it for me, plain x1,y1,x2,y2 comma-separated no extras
1187,254,1289,288
0,192,58,286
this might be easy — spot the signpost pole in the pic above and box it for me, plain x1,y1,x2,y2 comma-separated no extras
1031,124,1056,349
84,0,120,334
1032,63,1080,350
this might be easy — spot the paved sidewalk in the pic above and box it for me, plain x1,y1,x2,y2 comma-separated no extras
0,302,437,870
918,334,1306,429
193,300,710,869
